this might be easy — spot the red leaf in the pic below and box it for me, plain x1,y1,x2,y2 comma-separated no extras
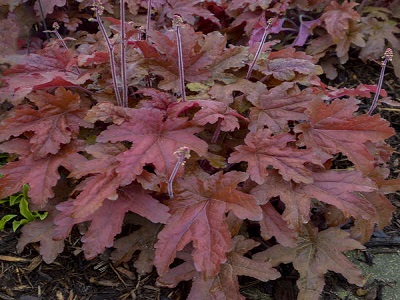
17,212,64,264
152,0,220,26
251,171,311,230
0,45,90,105
97,108,208,183
259,202,298,247
247,82,320,133
254,225,365,300
54,184,170,259
34,0,66,16
257,48,323,83
155,171,262,276
158,236,280,299
144,26,239,91
351,191,396,243
294,98,395,173
111,216,162,275
0,141,86,208
228,129,328,185
0,87,93,159
191,100,247,132
320,0,360,43
300,170,377,220
84,102,130,125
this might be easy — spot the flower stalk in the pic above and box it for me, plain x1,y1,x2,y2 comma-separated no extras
367,48,393,115
120,0,128,107
168,146,191,199
92,0,123,106
173,15,186,102
246,18,274,80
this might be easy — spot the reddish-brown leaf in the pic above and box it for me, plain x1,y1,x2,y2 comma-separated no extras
17,212,64,264
34,0,66,16
259,202,298,247
0,87,93,159
158,236,280,299
62,143,127,220
152,0,220,26
294,98,395,173
320,0,360,43
247,82,320,133
111,216,162,275
209,79,266,104
254,224,365,300
350,191,396,243
0,141,85,208
155,171,262,276
144,26,238,91
0,45,90,104
54,184,170,259
228,129,328,185
257,48,323,83
300,170,377,220
84,102,130,125
191,100,247,132
251,171,311,230
97,108,208,183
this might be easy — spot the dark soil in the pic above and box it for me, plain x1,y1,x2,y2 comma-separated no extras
1,58,400,300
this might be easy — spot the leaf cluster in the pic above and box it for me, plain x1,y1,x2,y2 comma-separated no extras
0,0,400,299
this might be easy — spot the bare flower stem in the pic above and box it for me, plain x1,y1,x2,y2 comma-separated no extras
93,2,123,106
146,0,152,39
367,48,393,115
246,18,274,80
120,0,128,107
44,23,81,75
211,118,223,144
173,15,186,102
168,147,190,199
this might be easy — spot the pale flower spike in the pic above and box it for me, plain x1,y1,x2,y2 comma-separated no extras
367,48,393,115
168,146,191,199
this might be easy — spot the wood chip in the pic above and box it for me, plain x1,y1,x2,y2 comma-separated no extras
0,255,30,262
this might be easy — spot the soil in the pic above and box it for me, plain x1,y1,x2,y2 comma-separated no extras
0,58,400,300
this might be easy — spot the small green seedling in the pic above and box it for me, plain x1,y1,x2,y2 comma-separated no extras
0,184,48,231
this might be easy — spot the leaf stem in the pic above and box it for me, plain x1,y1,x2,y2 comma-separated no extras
168,147,190,199
246,18,273,80
93,1,123,106
173,15,186,102
367,48,393,115
120,0,128,107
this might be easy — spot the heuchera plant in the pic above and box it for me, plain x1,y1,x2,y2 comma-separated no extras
1,0,400,299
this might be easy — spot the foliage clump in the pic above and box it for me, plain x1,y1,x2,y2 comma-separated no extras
0,0,399,298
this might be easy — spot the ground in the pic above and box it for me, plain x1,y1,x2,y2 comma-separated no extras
0,57,399,300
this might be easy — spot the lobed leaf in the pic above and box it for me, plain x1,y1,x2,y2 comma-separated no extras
254,225,365,300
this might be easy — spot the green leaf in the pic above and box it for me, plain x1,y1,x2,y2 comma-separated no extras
0,214,18,230
12,219,29,232
19,197,35,221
